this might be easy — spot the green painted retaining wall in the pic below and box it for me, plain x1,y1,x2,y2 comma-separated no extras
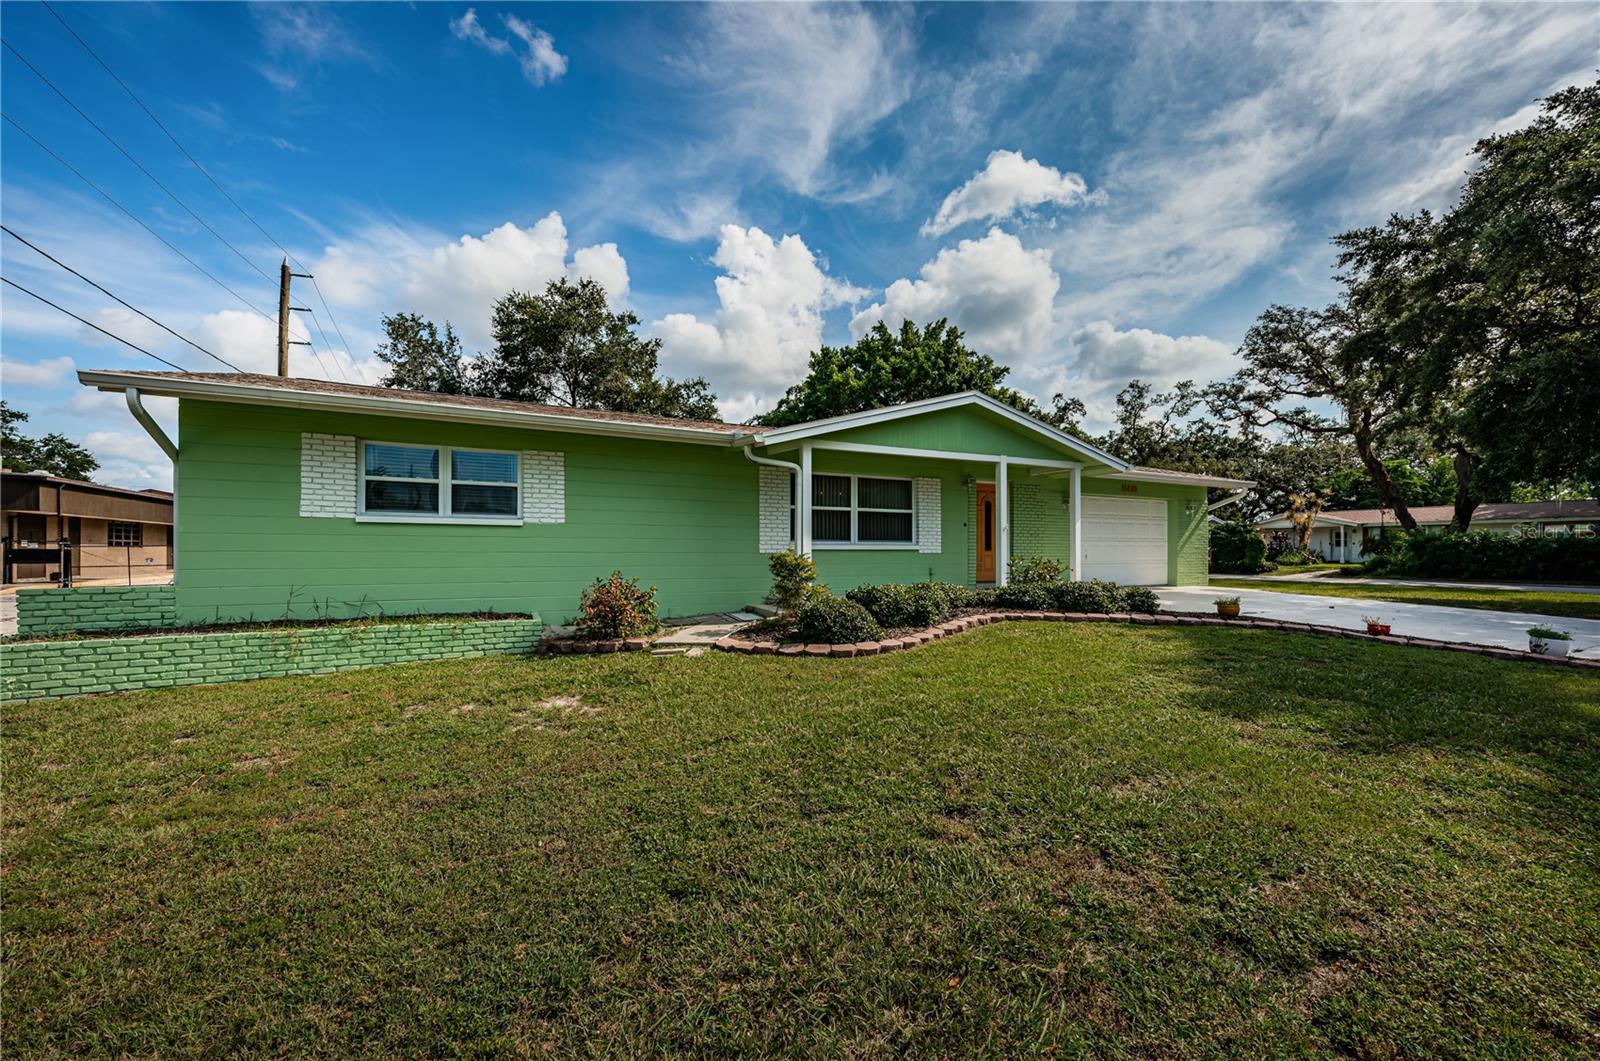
1,617,543,701
14,585,178,636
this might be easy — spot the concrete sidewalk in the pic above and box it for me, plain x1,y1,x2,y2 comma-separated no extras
1162,585,1600,659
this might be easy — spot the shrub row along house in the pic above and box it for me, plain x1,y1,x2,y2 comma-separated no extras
78,370,1249,624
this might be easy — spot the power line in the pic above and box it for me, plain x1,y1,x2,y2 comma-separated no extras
304,307,352,383
2,275,189,371
42,2,368,382
1,112,314,347
2,223,242,370
1,36,276,286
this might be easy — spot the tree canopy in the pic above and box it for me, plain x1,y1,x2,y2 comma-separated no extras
376,279,720,422
754,319,1076,429
0,402,100,480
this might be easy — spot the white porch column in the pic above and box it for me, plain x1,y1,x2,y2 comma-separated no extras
798,442,813,557
1070,464,1082,580
996,457,1010,587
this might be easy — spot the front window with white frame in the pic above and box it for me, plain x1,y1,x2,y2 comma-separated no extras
360,442,519,520
812,473,914,545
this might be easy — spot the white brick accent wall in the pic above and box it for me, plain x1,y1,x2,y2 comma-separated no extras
300,433,357,518
915,477,942,554
757,465,793,553
521,450,565,523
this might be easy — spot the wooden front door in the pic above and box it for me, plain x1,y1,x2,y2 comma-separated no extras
975,483,996,583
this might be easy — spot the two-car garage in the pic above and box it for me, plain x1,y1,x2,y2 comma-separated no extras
1080,495,1169,585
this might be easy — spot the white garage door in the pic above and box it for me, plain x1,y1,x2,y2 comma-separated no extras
1082,495,1168,585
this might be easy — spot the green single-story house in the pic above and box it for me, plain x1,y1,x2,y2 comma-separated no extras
80,370,1251,623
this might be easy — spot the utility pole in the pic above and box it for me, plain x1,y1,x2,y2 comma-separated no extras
276,257,316,377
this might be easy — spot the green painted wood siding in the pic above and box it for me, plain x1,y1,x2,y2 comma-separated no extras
175,400,776,623
819,407,1076,462
172,400,1211,625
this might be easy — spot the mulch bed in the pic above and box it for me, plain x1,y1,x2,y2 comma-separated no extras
712,609,1600,669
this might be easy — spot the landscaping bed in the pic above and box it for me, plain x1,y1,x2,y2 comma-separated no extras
5,624,1596,1055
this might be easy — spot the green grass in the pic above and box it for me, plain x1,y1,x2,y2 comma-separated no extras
1258,563,1365,577
1210,577,1600,621
5,625,1598,1055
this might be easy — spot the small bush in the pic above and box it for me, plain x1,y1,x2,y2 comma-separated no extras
1048,580,1124,613
1119,585,1160,613
1211,521,1270,574
1273,547,1321,566
845,582,951,628
1008,555,1063,584
995,582,1054,610
767,549,828,611
795,596,883,644
577,571,658,639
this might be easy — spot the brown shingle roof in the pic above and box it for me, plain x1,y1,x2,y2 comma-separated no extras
105,371,750,432
1267,501,1600,525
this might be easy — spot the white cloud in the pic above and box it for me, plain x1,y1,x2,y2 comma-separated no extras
1,355,75,387
652,225,864,416
312,212,627,351
851,228,1060,363
922,149,1098,236
84,427,174,492
450,8,567,86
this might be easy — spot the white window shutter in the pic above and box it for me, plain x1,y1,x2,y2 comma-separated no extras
758,465,792,553
915,477,941,553
300,433,357,517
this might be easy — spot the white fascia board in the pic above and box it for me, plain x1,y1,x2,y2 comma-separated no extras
1100,469,1257,489
801,439,1081,468
742,391,1129,471
78,370,738,446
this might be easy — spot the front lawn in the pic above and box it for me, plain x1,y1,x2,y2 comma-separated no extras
6,625,1598,1055
1209,577,1600,621
1257,563,1364,577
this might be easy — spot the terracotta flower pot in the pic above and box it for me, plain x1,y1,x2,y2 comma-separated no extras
1216,602,1240,619
1366,622,1391,636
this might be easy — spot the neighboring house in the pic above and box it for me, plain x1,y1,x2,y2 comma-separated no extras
77,370,1251,623
1258,501,1600,562
2,468,174,584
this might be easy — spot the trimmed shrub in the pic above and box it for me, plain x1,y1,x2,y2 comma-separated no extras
1211,522,1270,574
577,571,658,639
767,549,828,611
1379,530,1600,583
1008,555,1063,584
795,596,883,644
1119,585,1161,613
995,582,1054,610
1048,580,1124,613
845,583,950,628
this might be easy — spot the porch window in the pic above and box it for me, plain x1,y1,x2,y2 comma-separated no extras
360,442,520,520
812,474,914,544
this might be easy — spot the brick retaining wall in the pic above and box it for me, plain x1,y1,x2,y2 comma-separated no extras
2,617,543,701
14,585,178,637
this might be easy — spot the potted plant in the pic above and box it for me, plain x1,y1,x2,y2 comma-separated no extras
1214,595,1241,619
1362,615,1391,636
1528,626,1573,658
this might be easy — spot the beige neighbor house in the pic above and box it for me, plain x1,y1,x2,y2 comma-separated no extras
2,469,173,585
1258,500,1600,563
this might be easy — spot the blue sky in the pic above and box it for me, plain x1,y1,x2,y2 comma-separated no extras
1,2,1591,489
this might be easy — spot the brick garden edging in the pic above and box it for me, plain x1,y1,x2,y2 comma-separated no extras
2,617,544,701
540,636,655,655
710,610,1600,670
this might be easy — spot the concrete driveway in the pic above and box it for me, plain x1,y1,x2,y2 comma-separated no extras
1159,585,1600,659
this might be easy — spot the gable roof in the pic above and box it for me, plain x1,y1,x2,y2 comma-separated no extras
78,370,1250,485
1259,500,1600,528
738,390,1131,470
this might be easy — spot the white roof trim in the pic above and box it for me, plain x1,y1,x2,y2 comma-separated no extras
78,370,737,446
740,391,1130,471
1102,469,1256,489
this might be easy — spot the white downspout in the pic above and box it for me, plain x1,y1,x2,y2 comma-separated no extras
125,386,178,583
741,445,800,552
